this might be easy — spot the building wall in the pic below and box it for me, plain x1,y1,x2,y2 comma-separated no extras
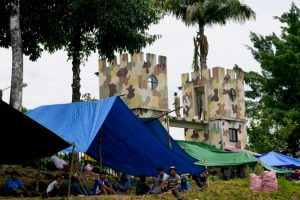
181,67,247,149
99,52,168,116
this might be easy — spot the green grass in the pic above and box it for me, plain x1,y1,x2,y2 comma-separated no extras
0,166,298,200
15,178,299,200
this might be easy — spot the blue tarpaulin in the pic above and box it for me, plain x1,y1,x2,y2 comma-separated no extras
259,152,300,168
27,97,203,176
140,118,197,164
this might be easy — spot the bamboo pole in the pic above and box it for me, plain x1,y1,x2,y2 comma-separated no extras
67,142,75,199
166,115,172,148
144,106,184,124
99,135,103,170
205,159,209,188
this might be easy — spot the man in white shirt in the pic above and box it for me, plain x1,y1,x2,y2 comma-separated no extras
46,175,63,197
148,167,169,194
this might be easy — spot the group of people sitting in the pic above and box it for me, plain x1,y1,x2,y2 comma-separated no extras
288,169,300,182
2,170,65,198
2,165,208,199
92,166,207,199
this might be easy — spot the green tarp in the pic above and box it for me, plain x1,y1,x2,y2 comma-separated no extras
176,141,292,174
176,140,258,167
259,161,292,174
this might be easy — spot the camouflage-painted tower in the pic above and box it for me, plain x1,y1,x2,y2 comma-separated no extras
98,52,168,117
180,67,247,149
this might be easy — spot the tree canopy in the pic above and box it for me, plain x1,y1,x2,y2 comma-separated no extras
245,3,300,156
0,0,162,103
0,0,50,61
44,0,162,102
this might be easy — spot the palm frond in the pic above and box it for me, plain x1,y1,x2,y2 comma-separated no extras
205,0,256,26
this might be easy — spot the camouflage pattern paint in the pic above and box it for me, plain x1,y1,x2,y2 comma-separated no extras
182,67,247,149
99,52,168,117
98,52,247,149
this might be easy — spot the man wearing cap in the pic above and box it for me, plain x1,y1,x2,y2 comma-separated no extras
166,166,182,200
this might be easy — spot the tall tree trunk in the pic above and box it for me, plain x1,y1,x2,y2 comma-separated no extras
192,37,200,72
198,25,208,70
71,30,81,102
71,27,81,173
9,0,23,110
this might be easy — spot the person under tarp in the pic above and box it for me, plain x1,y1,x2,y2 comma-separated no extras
26,96,204,176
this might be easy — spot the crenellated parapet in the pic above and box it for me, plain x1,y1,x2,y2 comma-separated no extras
98,52,168,115
181,67,244,87
181,67,245,120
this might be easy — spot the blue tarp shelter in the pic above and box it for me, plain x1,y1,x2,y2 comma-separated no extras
140,118,197,164
27,96,203,176
0,100,70,164
259,152,300,168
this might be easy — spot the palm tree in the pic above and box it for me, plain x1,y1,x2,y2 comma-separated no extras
164,0,255,72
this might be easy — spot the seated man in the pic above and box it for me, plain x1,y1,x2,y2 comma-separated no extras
46,175,64,197
93,171,116,195
289,169,300,181
148,166,169,194
180,175,190,192
115,173,132,195
166,166,182,200
135,175,150,195
4,170,30,197
192,169,208,190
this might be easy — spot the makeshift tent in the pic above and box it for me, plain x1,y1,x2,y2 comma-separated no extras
177,140,258,166
225,147,262,157
260,161,292,174
27,96,204,176
140,118,197,163
258,152,300,168
0,100,70,164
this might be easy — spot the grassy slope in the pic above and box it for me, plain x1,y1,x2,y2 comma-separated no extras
18,178,297,200
0,166,298,200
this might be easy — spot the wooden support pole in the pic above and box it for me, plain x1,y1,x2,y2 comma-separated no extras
99,135,103,170
67,142,75,199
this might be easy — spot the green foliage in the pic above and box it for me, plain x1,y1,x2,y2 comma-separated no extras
244,163,264,177
0,0,52,61
81,93,97,102
245,3,300,156
44,0,162,60
164,0,255,27
44,0,162,101
21,106,28,113
0,0,162,102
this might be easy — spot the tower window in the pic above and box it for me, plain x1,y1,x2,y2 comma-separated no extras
229,88,237,101
148,75,158,90
229,128,238,142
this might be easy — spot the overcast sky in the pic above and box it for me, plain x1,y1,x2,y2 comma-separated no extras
0,0,298,139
